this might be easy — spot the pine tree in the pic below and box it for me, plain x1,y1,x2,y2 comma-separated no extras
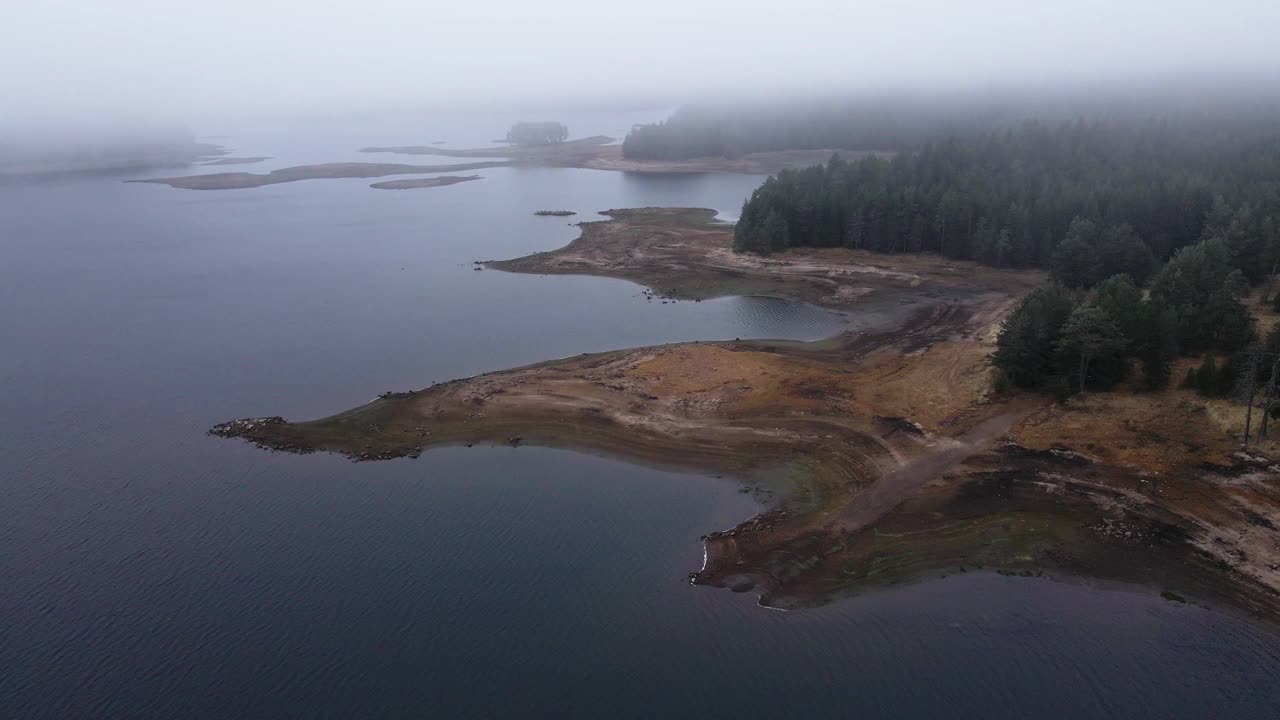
1055,305,1129,394
1149,238,1257,354
994,284,1078,388
1091,275,1143,339
1049,218,1104,288
1135,301,1179,390
1099,224,1156,285
762,210,790,253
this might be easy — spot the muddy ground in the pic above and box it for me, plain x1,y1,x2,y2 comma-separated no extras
213,208,1280,618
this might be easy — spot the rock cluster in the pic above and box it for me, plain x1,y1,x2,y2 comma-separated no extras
208,416,286,437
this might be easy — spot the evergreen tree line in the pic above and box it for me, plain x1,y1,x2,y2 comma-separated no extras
623,96,1069,160
993,236,1257,396
622,85,1280,161
621,101,978,160
732,121,1280,285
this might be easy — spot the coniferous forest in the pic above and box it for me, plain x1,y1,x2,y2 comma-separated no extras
728,114,1280,397
622,94,1025,159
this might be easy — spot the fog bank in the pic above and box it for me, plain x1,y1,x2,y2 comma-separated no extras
4,0,1280,121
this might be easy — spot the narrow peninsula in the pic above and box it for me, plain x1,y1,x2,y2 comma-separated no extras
211,208,1280,617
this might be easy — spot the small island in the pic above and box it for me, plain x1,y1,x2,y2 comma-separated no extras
505,121,569,146
370,175,481,190
534,210,576,216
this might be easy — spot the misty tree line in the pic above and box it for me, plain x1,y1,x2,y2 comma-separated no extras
505,121,569,146
732,121,1280,280
622,100,1021,160
621,88,1280,161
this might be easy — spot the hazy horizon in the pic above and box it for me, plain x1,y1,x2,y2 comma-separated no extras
6,0,1280,128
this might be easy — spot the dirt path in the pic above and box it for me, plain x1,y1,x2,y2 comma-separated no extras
838,397,1046,531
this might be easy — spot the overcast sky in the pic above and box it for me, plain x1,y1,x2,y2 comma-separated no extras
4,0,1280,121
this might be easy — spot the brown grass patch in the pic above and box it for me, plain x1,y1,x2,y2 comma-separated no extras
1012,390,1241,473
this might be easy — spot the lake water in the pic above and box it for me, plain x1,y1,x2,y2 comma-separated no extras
3,113,1279,718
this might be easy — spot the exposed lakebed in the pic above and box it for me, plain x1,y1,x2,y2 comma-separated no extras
4,115,1280,718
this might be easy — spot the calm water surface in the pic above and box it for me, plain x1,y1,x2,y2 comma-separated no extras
3,114,1279,718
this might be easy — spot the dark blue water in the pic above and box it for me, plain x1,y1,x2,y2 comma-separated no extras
3,115,1279,718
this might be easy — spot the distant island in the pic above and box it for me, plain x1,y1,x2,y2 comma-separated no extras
370,175,481,190
505,121,569,146
0,122,216,176
534,210,576,216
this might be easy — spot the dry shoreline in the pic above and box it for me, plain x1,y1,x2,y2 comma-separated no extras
211,207,1280,617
